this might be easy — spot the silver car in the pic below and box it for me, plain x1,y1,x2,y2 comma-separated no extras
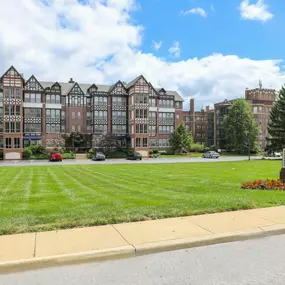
202,151,220,159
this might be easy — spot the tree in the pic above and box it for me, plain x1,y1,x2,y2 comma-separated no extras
64,132,85,148
267,86,285,151
169,123,193,153
98,133,120,152
223,99,258,154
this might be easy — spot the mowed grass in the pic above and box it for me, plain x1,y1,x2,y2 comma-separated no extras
0,161,284,235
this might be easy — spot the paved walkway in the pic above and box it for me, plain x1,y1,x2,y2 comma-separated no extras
1,206,285,272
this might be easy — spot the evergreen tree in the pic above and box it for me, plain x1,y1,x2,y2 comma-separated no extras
169,123,193,153
223,99,258,153
267,86,285,150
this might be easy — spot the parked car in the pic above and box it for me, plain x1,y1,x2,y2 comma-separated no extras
49,152,62,162
202,151,220,159
92,152,106,161
273,152,282,158
126,152,142,160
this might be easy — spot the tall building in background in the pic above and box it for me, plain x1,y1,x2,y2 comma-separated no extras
0,66,184,160
183,82,276,150
183,98,211,145
245,83,276,150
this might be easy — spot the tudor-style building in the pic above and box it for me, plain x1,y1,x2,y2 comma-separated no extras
0,66,184,160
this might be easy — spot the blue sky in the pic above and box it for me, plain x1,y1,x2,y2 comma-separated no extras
133,0,282,61
0,0,284,110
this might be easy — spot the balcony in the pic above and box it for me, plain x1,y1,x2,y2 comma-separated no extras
23,102,43,108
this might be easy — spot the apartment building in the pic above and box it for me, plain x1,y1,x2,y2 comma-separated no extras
183,98,211,145
0,66,184,160
245,86,276,150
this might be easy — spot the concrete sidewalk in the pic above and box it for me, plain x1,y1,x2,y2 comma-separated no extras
1,206,285,273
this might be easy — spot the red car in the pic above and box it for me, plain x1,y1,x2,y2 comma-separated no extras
49,152,62,162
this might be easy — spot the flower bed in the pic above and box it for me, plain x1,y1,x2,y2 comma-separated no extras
241,179,285,190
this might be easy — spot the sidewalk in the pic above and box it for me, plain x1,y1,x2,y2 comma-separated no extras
1,206,285,273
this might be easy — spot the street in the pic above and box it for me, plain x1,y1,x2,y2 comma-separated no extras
1,234,285,285
0,156,262,167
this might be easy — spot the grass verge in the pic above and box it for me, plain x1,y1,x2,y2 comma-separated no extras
0,160,283,235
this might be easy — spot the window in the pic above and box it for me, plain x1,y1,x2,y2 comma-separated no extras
72,125,75,132
87,112,91,120
159,99,173,108
143,138,148,147
136,138,141,147
135,109,148,118
113,96,126,105
25,123,42,133
14,138,20,149
94,96,108,105
61,110,65,120
5,138,11,149
46,94,60,104
77,125,81,132
25,108,42,118
5,122,9,132
24,93,42,103
4,88,21,99
149,125,156,134
86,97,91,107
16,122,20,132
94,111,108,120
78,112,81,119
176,114,180,120
72,112,75,119
16,105,20,115
159,112,174,121
94,124,108,134
159,126,173,134
149,112,157,120
135,94,148,104
112,125,127,134
136,124,148,134
175,102,180,109
61,124,65,133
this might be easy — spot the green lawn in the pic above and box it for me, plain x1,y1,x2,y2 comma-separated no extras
0,161,284,235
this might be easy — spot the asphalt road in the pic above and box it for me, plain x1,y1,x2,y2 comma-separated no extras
2,235,285,285
0,156,262,167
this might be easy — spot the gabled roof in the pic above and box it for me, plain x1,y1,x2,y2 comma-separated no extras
0,66,25,83
108,80,127,94
25,75,44,90
125,75,148,89
39,81,111,95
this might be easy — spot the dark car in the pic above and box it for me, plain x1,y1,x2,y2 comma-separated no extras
92,152,106,161
126,152,142,160
49,152,62,162
202,151,220,159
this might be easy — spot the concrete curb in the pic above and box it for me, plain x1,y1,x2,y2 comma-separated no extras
0,246,135,274
1,225,285,274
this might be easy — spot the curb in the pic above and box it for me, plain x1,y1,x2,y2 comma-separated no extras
0,246,135,274
1,225,285,274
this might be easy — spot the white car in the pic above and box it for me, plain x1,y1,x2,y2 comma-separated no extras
202,151,220,159
273,152,282,158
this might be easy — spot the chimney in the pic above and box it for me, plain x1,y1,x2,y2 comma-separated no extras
69,78,74,84
190,98,194,114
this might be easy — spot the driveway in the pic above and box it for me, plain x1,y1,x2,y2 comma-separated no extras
0,156,262,167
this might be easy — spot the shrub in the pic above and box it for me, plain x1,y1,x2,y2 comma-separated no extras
105,151,126,158
150,153,160,158
190,143,204,152
62,153,75,159
30,153,50,160
22,148,33,159
29,145,45,155
241,179,285,190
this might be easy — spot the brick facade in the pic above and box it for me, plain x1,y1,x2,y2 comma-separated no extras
0,67,184,160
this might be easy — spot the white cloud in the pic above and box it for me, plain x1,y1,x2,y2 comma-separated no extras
0,0,283,111
152,40,162,51
168,41,181,58
239,0,273,22
182,8,207,18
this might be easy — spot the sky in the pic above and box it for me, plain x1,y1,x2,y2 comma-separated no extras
0,0,284,110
